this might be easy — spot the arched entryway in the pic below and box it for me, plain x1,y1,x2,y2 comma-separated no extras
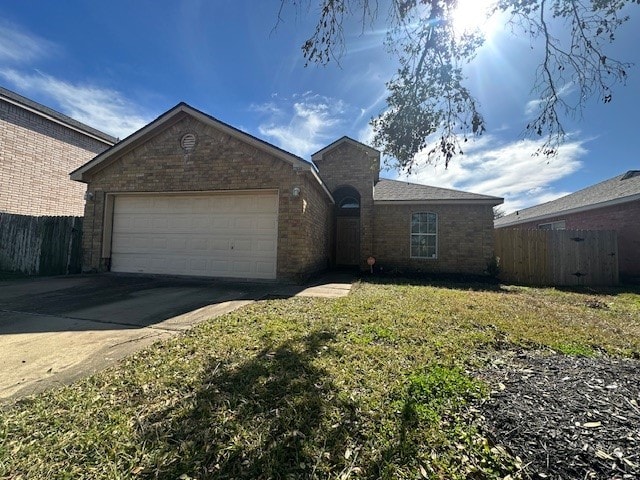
333,186,361,266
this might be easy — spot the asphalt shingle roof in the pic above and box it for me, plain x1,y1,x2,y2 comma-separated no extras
495,170,640,227
374,178,503,203
0,86,117,145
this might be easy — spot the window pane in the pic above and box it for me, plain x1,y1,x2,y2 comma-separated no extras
339,197,360,209
411,213,438,258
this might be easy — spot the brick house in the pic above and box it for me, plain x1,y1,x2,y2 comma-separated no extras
495,171,640,280
71,103,502,281
0,86,116,216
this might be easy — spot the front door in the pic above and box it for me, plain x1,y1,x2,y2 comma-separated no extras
336,217,360,266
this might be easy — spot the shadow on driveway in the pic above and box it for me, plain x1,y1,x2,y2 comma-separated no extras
0,273,353,401
0,274,298,334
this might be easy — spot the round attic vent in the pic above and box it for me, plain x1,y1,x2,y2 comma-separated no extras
180,133,197,152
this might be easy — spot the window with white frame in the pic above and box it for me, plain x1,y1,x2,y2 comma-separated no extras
410,212,437,258
538,220,566,230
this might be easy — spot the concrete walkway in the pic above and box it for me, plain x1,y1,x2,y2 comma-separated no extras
0,272,353,401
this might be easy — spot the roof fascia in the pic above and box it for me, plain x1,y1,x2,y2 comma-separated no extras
495,193,640,227
71,103,313,182
1,93,115,146
305,168,335,203
375,198,503,206
311,136,379,161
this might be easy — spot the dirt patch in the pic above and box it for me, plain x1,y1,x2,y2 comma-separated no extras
475,351,640,479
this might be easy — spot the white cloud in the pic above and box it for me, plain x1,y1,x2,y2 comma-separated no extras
399,135,586,214
0,69,150,139
525,83,575,116
252,92,355,157
0,22,55,63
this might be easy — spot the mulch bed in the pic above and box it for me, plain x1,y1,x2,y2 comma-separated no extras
475,351,640,479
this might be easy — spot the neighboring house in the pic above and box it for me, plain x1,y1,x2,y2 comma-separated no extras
71,103,502,281
0,86,116,216
495,171,640,280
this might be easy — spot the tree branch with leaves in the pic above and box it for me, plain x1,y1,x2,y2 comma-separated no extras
279,0,637,171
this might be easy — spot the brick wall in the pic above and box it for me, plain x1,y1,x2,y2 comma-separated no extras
373,203,496,275
314,141,380,268
0,99,111,216
82,115,331,280
497,200,640,278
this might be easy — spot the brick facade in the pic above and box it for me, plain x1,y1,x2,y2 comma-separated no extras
80,114,331,281
312,139,497,276
313,139,380,269
75,105,499,280
497,200,640,278
373,203,496,275
0,95,112,216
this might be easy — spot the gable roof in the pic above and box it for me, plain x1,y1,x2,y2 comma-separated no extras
495,170,640,227
0,86,117,145
70,103,331,199
311,136,380,161
374,179,503,205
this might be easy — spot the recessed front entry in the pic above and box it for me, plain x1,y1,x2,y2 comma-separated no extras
335,217,360,265
333,185,361,266
109,191,278,279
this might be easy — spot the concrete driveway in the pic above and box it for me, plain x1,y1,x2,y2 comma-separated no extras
0,273,353,401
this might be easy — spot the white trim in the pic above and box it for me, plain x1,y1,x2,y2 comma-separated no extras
409,211,438,260
1,94,115,146
103,188,280,197
496,193,640,228
538,220,566,230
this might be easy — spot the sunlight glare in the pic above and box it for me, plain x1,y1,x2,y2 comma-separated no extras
452,0,498,38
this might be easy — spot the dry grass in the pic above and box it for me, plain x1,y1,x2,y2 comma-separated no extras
1,279,638,479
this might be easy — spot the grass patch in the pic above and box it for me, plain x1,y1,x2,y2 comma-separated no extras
1,279,639,478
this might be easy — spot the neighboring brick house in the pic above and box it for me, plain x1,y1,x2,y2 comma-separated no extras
71,103,502,281
495,171,640,280
0,86,116,216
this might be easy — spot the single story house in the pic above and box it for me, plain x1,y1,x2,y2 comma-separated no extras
70,103,503,281
0,86,116,216
495,170,640,280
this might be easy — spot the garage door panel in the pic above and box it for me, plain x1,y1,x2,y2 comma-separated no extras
255,217,277,230
111,193,278,279
255,239,277,252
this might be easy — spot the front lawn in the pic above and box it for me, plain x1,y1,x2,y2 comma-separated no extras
1,279,639,479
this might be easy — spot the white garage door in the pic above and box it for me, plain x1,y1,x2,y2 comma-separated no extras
110,192,278,279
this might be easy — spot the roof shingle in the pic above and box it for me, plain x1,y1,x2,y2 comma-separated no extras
495,170,640,227
374,178,503,203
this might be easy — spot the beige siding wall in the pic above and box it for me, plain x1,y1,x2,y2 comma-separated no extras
0,99,110,216
373,203,496,275
82,115,331,280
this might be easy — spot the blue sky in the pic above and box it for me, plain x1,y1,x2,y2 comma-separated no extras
1,0,638,212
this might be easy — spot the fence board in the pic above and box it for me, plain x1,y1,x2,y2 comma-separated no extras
0,213,83,276
495,229,618,286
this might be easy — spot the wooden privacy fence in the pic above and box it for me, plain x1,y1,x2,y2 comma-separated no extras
494,229,618,286
0,213,83,276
